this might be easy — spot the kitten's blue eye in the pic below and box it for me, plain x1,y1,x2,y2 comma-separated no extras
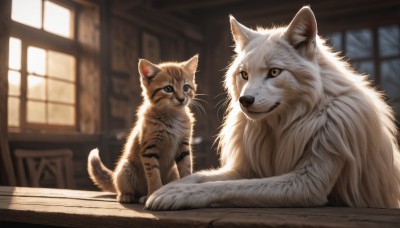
163,86,174,93
183,84,190,92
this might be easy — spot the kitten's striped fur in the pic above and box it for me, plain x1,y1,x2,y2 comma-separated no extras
88,55,198,203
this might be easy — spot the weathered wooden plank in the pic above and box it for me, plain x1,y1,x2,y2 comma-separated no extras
212,208,400,228
0,187,221,227
0,187,400,228
0,186,115,201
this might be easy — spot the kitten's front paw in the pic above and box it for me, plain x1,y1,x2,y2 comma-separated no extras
117,193,135,203
139,195,147,204
145,183,211,210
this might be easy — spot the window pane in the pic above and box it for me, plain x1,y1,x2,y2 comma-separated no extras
44,1,72,38
352,61,375,81
327,32,342,52
381,59,400,99
48,51,75,81
8,97,20,127
28,46,46,75
379,25,400,57
8,70,21,96
9,37,21,70
27,101,46,123
48,104,74,125
346,29,373,59
28,75,46,100
48,80,75,104
11,0,42,28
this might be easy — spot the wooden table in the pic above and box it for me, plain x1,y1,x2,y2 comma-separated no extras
1,186,400,227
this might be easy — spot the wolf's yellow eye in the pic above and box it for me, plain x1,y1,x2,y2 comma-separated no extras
239,71,248,80
268,68,282,78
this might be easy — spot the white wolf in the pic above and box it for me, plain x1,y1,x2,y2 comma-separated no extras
145,6,400,210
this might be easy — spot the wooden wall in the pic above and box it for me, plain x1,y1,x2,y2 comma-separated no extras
5,0,399,190
78,5,101,134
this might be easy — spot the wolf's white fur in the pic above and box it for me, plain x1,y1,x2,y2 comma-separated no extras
145,6,400,210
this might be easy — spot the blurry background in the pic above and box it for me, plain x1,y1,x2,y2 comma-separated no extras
1,0,399,190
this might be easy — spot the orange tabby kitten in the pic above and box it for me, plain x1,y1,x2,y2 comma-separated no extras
87,55,198,203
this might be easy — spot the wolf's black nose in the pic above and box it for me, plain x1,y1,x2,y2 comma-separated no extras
239,96,255,108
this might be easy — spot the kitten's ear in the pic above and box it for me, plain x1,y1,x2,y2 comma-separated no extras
284,6,317,59
183,54,198,75
230,15,257,52
138,59,161,84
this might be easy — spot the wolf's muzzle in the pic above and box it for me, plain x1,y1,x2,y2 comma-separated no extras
239,96,255,108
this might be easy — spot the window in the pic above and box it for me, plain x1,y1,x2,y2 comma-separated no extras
12,0,73,38
326,25,400,125
8,0,77,130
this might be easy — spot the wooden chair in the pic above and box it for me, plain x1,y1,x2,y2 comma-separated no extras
14,149,75,189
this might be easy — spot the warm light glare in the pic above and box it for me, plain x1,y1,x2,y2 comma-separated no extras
8,70,21,96
10,0,75,127
44,1,72,38
8,97,20,126
11,0,42,28
28,75,46,100
27,101,46,123
28,46,46,75
9,37,21,70
48,51,76,81
48,104,75,125
48,80,75,104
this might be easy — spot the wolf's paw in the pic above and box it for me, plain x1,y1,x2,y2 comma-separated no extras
139,195,147,204
177,173,204,184
117,193,135,203
145,183,213,210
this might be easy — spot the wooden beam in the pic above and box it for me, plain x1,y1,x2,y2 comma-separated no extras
73,0,98,7
157,0,243,12
0,0,16,186
100,0,110,134
112,0,146,13
11,22,77,55
201,0,400,24
99,0,113,168
113,6,203,41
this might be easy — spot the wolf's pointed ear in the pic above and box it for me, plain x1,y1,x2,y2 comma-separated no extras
183,54,198,76
138,59,161,84
284,6,318,59
230,15,257,52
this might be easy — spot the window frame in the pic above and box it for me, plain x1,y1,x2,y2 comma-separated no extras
324,23,400,126
9,0,79,131
326,24,400,86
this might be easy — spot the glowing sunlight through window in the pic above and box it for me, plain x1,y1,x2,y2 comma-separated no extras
11,0,42,29
8,37,22,127
12,0,73,38
9,0,76,129
44,1,72,38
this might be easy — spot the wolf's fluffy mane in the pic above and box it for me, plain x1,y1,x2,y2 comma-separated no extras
217,22,400,208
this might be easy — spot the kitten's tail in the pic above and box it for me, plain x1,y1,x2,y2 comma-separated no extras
87,148,116,192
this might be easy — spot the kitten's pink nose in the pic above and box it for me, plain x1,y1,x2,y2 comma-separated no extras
177,97,185,103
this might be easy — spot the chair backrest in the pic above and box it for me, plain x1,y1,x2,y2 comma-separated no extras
14,149,75,189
